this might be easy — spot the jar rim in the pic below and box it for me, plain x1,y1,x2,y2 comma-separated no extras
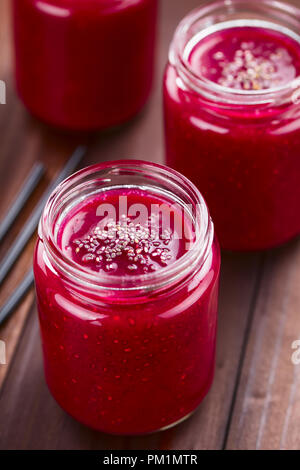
169,0,300,106
40,160,213,295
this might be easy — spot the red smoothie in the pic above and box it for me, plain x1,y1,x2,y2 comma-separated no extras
189,26,300,90
59,189,190,276
164,1,300,251
13,0,158,130
33,161,220,434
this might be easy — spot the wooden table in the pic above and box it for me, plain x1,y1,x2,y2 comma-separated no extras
0,0,300,450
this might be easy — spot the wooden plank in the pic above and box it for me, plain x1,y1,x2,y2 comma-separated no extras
226,239,300,450
0,0,12,79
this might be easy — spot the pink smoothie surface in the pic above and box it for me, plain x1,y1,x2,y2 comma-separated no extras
188,25,300,90
58,188,192,276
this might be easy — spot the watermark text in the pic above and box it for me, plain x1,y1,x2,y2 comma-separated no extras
0,340,6,365
291,340,300,365
0,80,6,104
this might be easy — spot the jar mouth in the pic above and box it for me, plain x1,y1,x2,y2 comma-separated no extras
40,161,213,294
170,0,300,106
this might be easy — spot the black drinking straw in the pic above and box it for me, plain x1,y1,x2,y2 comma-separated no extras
0,146,87,286
0,162,45,243
0,269,34,326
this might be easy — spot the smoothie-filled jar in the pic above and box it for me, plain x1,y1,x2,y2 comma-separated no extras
13,0,158,131
164,0,300,251
33,161,220,435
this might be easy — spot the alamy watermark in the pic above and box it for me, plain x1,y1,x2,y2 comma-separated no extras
0,80,6,104
72,197,199,271
92,197,197,247
291,340,300,365
0,340,6,365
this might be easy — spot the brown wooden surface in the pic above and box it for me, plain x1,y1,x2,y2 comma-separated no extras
0,0,299,450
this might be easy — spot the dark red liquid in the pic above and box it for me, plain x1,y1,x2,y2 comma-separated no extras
13,0,158,130
164,24,300,250
34,187,220,434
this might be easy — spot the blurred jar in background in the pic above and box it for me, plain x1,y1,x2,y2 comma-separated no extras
164,0,300,251
13,0,158,131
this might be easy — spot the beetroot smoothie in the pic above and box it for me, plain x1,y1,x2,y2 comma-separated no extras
33,161,220,435
59,189,190,276
189,26,300,90
164,1,300,251
12,0,158,130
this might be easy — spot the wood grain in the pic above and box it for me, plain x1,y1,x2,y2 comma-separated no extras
226,239,300,450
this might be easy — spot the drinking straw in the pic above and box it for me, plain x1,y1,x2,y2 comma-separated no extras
0,146,86,286
0,269,34,326
0,162,45,243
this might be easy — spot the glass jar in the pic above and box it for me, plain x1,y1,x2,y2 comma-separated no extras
12,0,158,131
164,0,300,251
33,160,220,435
